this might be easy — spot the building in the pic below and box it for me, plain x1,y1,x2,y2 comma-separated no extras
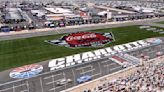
4,8,26,23
45,7,72,14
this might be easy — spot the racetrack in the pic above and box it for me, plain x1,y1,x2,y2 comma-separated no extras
0,40,164,92
0,18,164,92
0,57,124,92
0,17,164,41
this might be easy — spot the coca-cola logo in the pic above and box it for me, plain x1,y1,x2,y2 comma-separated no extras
66,33,97,41
46,32,114,48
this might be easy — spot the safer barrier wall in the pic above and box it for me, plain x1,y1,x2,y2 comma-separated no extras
62,55,164,92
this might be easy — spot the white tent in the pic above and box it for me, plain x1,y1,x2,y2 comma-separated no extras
98,11,107,16
45,8,72,14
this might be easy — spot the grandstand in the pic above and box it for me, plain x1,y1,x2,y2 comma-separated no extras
95,0,164,10
83,59,164,92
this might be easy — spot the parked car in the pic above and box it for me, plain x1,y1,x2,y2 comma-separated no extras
28,24,35,30
77,75,92,84
59,22,65,27
56,78,72,86
49,23,57,28
0,26,10,32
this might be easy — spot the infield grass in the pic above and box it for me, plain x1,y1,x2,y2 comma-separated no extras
157,21,164,24
0,25,164,71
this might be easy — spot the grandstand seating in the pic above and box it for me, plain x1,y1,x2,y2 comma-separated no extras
84,62,164,92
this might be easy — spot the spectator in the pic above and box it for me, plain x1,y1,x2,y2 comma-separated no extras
89,62,164,92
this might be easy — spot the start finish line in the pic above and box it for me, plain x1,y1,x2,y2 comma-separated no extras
48,38,162,71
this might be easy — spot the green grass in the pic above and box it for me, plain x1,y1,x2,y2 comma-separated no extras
157,21,164,24
0,25,164,71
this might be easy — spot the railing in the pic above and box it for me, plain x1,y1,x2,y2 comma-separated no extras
62,55,164,92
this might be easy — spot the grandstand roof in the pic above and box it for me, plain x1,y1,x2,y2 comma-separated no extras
5,8,22,20
45,7,73,14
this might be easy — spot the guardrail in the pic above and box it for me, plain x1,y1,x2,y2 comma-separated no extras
62,55,164,92
61,65,138,92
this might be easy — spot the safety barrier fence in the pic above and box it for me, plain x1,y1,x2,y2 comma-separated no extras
62,55,164,92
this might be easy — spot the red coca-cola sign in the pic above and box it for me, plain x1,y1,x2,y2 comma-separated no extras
66,33,97,41
46,32,114,48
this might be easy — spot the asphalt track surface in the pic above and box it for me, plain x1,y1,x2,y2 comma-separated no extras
0,17,164,41
0,19,164,92
0,41,164,92
0,57,124,92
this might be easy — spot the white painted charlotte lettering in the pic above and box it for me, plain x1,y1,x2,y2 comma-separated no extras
81,52,95,62
73,54,82,64
118,45,126,51
48,39,153,71
105,47,116,54
93,50,101,59
55,58,65,69
99,49,108,55
113,45,125,52
65,56,76,67
131,42,141,48
124,43,133,50
48,59,57,68
137,40,149,46
86,52,96,60
93,49,106,59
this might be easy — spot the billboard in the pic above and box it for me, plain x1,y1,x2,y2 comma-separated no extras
46,32,114,48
